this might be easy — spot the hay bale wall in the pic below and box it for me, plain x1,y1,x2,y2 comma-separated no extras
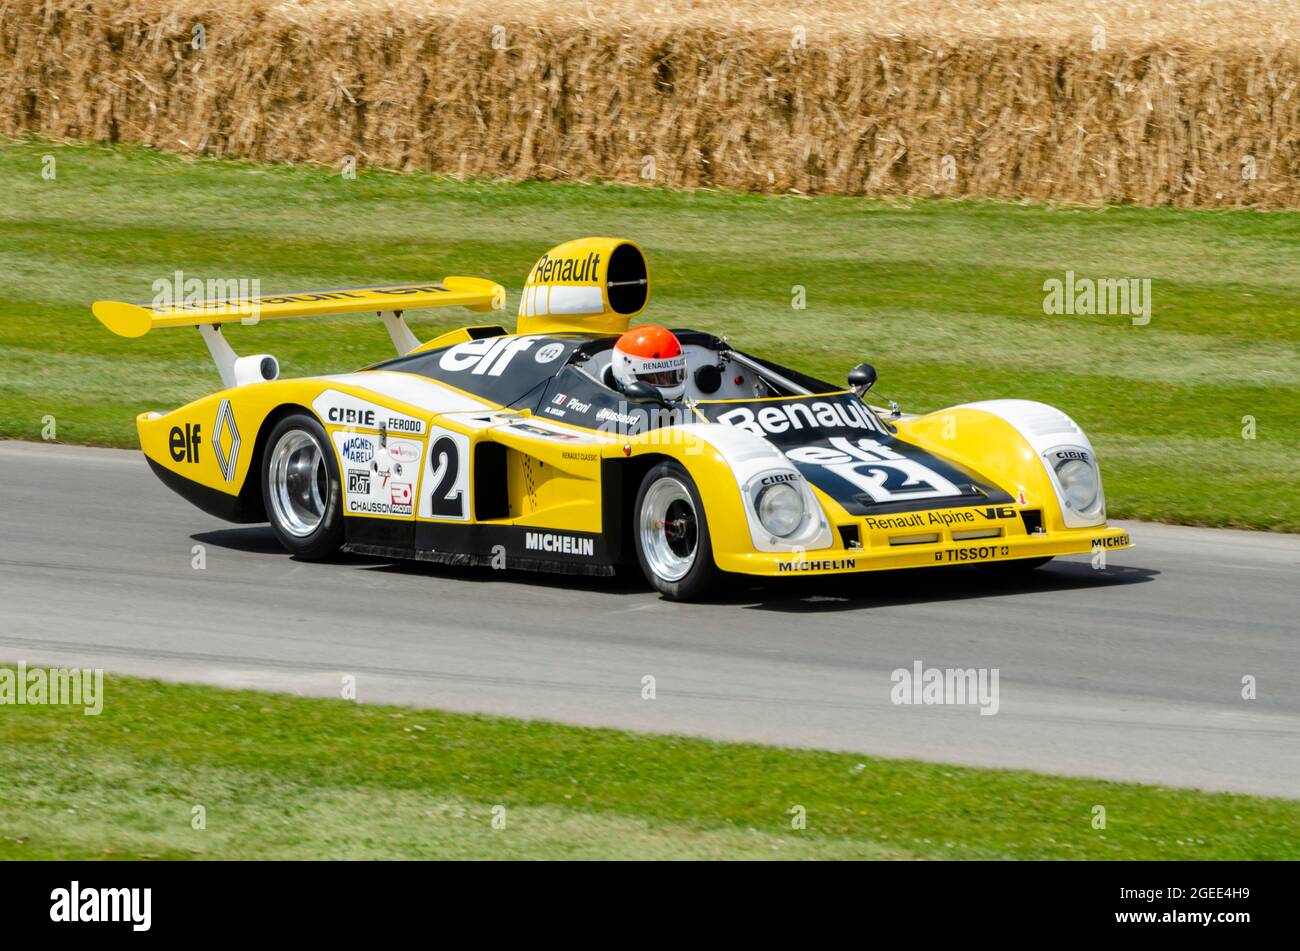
1,0,1297,206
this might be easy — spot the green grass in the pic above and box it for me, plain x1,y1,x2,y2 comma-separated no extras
1,138,1297,529
1,672,1296,860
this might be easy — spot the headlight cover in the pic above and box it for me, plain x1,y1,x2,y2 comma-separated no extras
756,482,804,537
738,466,832,553
1045,446,1105,525
1055,457,1099,511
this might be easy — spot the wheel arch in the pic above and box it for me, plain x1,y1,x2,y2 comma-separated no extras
240,402,318,523
602,451,677,565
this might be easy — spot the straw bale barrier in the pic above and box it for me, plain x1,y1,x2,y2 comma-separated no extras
2,0,1297,206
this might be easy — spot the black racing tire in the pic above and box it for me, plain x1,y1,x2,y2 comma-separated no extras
260,413,345,560
633,461,721,601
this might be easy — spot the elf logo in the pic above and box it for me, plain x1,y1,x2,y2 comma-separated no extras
438,335,550,376
168,423,201,463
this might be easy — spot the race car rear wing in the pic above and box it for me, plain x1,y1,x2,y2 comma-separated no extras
92,277,506,388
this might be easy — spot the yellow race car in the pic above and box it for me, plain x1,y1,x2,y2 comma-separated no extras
94,237,1131,600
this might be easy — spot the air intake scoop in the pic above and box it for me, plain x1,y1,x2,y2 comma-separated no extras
516,237,648,336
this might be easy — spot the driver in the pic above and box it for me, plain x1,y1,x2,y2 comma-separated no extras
610,325,686,402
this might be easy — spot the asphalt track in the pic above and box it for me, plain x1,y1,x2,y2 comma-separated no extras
1,440,1297,797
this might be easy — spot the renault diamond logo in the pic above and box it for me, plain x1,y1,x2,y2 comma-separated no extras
213,399,241,482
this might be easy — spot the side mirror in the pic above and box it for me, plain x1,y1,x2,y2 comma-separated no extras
848,363,877,394
622,380,672,407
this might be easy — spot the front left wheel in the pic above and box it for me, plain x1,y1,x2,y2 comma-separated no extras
634,461,721,601
261,413,344,560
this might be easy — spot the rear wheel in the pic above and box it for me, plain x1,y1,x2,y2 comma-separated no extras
634,461,720,601
261,413,344,560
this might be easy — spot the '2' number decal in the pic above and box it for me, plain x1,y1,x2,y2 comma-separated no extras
427,435,464,518
417,426,470,521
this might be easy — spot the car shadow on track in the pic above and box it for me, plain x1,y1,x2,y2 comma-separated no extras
732,560,1159,613
192,527,288,555
192,526,1157,610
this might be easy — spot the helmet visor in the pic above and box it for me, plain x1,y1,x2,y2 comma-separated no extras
637,367,685,388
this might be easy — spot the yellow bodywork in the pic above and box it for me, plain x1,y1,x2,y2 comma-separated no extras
109,236,1131,579
136,380,1130,577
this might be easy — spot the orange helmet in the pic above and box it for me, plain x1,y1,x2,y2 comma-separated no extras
611,325,686,401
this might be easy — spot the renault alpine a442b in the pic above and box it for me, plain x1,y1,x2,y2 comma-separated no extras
93,237,1132,600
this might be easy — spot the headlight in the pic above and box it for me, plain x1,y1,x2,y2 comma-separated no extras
1055,458,1099,511
756,482,804,537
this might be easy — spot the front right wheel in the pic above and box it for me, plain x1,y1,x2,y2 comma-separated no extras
633,461,721,601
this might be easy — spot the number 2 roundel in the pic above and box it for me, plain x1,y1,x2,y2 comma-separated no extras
417,426,471,521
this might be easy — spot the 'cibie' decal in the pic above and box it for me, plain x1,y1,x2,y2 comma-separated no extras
786,437,961,504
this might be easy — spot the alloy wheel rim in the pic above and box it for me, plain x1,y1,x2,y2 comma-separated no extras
640,477,697,583
268,429,329,537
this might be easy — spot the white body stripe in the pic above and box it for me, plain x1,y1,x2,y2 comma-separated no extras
545,285,604,315
320,371,489,414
